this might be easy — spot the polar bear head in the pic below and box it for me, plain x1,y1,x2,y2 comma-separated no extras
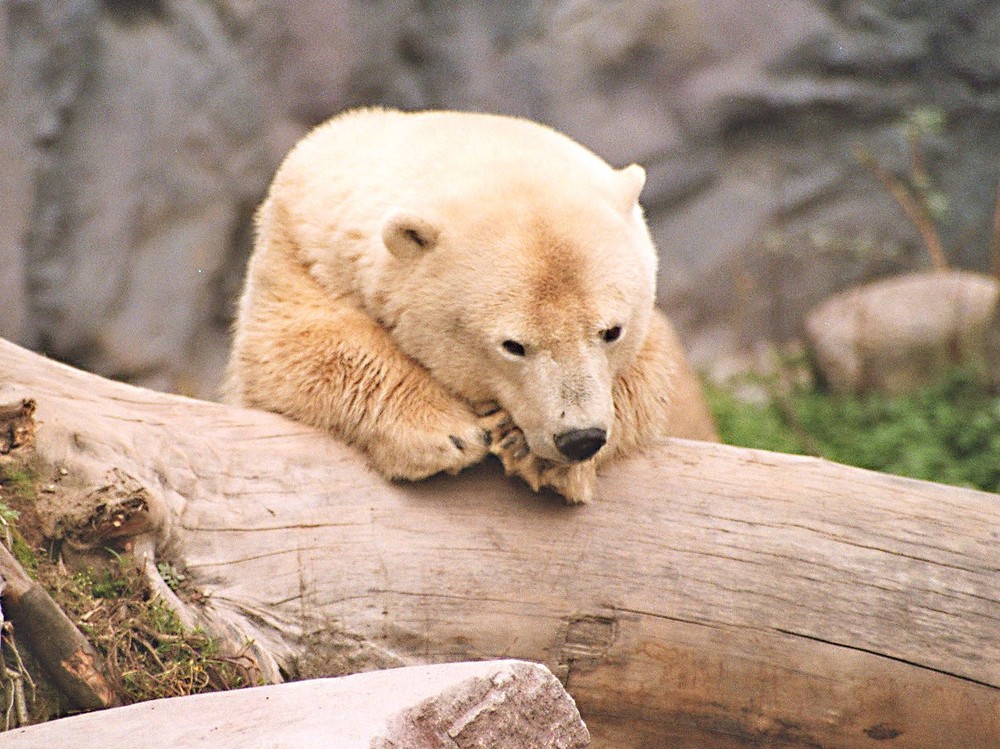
376,146,656,465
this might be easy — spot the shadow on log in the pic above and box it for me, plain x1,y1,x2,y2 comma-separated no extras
0,338,998,748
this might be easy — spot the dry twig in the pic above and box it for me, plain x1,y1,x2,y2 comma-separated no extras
856,148,949,272
991,173,1000,280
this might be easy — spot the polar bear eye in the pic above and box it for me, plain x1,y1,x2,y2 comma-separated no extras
601,326,623,343
501,340,527,357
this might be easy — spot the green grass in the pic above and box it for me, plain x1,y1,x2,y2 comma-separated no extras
0,465,39,571
706,368,1000,493
43,556,258,705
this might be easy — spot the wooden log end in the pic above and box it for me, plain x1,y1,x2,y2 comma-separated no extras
7,585,118,710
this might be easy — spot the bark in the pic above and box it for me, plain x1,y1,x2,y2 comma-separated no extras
0,659,587,748
0,338,998,748
0,542,118,711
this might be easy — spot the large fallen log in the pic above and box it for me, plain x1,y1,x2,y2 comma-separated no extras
0,337,998,748
0,659,587,748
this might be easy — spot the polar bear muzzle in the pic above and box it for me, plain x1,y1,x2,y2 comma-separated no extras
553,427,607,462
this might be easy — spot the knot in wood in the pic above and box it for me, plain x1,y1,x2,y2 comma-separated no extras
561,614,617,672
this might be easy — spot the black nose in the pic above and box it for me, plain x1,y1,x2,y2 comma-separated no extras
553,428,607,462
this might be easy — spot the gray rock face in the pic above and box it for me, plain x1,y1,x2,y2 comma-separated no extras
3,0,1000,394
3,0,280,393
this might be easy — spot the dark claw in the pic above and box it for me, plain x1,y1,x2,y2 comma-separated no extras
480,429,493,446
474,401,502,417
500,433,521,451
496,417,516,435
449,435,465,451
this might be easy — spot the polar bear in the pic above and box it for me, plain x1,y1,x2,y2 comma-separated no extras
224,108,716,502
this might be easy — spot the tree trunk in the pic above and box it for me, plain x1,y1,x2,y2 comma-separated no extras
1,338,998,748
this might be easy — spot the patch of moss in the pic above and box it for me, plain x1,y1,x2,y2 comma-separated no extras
0,465,40,572
38,555,258,705
707,368,1000,493
0,466,35,504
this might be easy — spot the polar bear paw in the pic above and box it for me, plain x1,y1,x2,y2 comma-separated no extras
481,405,597,504
369,400,498,481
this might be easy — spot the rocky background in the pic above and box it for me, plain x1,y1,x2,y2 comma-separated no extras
3,0,999,396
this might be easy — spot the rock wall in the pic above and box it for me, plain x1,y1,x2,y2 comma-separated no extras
3,0,999,394
3,0,283,393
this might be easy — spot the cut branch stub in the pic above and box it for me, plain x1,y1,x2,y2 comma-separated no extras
59,469,156,547
0,400,35,455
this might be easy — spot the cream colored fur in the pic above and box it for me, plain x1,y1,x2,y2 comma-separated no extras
224,108,716,502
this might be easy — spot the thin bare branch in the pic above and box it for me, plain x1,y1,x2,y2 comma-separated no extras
991,171,1000,280
857,149,949,271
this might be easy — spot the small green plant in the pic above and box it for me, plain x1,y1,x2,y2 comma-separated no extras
88,568,133,600
0,467,39,572
707,368,1000,493
0,503,20,549
156,561,187,592
854,107,951,271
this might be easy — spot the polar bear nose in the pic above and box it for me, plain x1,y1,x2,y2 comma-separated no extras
553,428,607,462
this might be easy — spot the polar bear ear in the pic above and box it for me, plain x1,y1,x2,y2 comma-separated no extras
615,164,646,213
382,210,441,259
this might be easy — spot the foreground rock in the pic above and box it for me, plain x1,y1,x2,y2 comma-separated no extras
0,660,588,749
805,270,1000,394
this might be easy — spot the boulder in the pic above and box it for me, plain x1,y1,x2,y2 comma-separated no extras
3,0,279,396
805,271,1000,394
